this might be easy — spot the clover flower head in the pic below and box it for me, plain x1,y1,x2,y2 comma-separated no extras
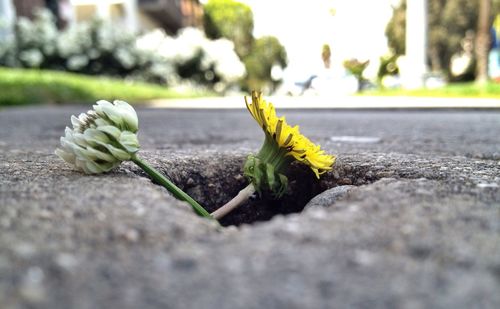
55,100,140,174
244,91,335,196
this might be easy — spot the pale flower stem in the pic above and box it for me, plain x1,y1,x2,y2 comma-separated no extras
131,155,213,219
211,184,256,220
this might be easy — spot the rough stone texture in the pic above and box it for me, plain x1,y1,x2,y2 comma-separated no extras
0,106,499,308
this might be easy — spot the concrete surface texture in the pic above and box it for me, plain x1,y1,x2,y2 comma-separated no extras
0,106,499,308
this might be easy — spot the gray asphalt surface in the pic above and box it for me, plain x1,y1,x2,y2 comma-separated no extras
1,106,499,308
2,106,499,156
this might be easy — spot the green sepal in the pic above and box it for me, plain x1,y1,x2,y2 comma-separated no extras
244,154,288,198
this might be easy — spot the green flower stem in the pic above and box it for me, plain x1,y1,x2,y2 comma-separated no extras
131,154,213,219
211,184,256,220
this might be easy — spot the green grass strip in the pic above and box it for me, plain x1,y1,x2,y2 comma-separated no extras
363,81,500,98
0,67,210,106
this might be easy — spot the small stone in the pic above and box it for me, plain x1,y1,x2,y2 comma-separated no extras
308,208,328,219
13,242,36,259
25,267,44,284
20,284,46,304
0,254,10,270
304,186,354,209
332,170,340,179
0,217,11,228
401,224,415,235
339,178,353,185
224,225,239,234
134,205,146,216
348,204,360,213
55,253,79,271
476,183,498,188
283,220,301,235
186,177,195,186
124,229,140,243
38,209,52,219
20,267,46,303
352,250,376,266
330,136,381,143
96,212,106,221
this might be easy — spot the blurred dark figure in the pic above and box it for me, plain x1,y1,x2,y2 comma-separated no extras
44,0,61,25
295,75,318,95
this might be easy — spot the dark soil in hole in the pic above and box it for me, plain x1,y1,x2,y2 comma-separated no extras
216,165,328,226
133,153,377,226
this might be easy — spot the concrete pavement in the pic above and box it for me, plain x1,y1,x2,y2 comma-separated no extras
0,106,499,308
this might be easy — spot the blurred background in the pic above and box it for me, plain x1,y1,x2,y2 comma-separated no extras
0,0,499,106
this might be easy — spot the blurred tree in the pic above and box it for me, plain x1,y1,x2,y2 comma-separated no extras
243,36,287,92
203,0,288,93
475,0,492,84
385,0,406,56
203,0,254,58
321,44,331,69
386,0,500,78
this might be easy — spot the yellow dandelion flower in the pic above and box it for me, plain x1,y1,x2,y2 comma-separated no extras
245,91,335,178
211,91,336,220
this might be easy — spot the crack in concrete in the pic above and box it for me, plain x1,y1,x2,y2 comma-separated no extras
127,151,499,226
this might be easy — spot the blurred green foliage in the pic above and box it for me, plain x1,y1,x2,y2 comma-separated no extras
203,0,288,92
343,59,369,91
203,0,254,58
386,0,500,78
0,68,208,106
244,36,288,91
343,59,370,80
377,54,399,83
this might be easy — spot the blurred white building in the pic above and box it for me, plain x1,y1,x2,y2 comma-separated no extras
62,0,139,32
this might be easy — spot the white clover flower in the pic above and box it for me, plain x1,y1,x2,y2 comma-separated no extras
54,100,213,219
55,100,140,174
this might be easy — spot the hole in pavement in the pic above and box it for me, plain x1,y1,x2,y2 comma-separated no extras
134,153,379,226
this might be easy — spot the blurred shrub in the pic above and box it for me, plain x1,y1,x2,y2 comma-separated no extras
203,0,254,58
137,28,245,92
0,9,170,83
0,9,244,92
